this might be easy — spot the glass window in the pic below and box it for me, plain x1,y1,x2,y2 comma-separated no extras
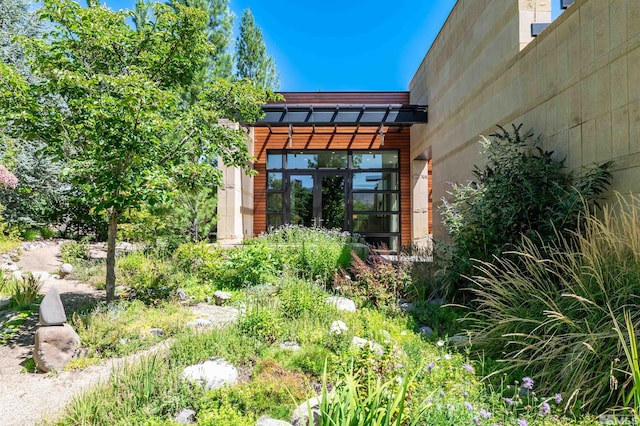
352,214,399,233
353,193,399,212
267,193,283,211
267,214,283,228
267,153,283,169
267,173,283,190
352,172,399,191
287,151,347,169
365,236,399,252
352,151,399,169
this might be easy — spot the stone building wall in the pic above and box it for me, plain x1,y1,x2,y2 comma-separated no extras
410,0,640,240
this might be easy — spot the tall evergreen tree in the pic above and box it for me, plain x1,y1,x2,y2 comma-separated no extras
235,8,279,90
169,0,233,79
0,0,66,231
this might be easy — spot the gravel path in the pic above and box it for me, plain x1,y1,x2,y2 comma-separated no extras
0,242,238,425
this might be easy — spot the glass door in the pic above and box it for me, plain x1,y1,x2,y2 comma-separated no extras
288,172,347,230
318,172,346,230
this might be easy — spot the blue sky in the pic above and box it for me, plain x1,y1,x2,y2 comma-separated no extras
99,0,563,92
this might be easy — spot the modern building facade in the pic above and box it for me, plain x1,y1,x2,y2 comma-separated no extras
218,0,640,247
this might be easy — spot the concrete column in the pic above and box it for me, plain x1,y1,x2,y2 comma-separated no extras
411,157,431,247
216,125,255,246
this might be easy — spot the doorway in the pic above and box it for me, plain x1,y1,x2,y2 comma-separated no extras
289,171,347,230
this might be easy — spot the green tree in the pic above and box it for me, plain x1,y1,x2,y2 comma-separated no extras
235,8,279,90
1,0,273,300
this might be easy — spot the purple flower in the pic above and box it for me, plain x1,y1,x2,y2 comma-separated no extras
504,397,514,406
517,420,528,426
539,401,551,416
463,363,475,373
473,417,480,425
479,409,492,419
465,401,474,411
554,393,563,404
522,377,534,390
426,362,435,372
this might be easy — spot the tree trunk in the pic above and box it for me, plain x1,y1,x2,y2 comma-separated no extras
105,210,120,302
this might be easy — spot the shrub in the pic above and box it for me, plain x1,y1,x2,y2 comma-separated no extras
440,124,612,297
9,272,42,309
277,275,326,320
468,193,640,413
257,225,356,281
237,298,282,344
334,253,411,310
221,242,279,288
116,252,174,300
60,239,90,263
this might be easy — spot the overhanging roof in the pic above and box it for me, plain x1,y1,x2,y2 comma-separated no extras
253,104,428,127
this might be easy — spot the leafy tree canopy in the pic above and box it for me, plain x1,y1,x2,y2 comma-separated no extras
0,0,276,299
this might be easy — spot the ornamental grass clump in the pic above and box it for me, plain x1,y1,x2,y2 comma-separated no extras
468,193,640,413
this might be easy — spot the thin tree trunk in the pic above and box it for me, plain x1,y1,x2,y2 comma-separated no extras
105,210,120,302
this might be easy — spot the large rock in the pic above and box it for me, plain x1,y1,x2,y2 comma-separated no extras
33,324,81,372
257,416,292,426
213,290,232,306
173,408,196,424
325,296,356,313
329,320,348,334
59,263,73,278
290,396,323,426
351,336,384,355
181,358,238,390
39,287,67,326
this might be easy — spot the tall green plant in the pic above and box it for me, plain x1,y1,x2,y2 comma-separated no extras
440,124,612,297
235,8,279,90
468,193,640,413
0,0,275,300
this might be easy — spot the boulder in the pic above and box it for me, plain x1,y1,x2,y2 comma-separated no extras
279,341,301,351
181,358,238,390
257,416,292,426
59,263,73,277
39,287,67,326
213,290,232,306
290,396,323,426
185,318,213,328
173,408,196,424
325,296,356,313
351,336,384,355
418,326,434,338
329,320,348,335
12,270,23,281
147,328,164,337
449,335,469,347
33,324,81,372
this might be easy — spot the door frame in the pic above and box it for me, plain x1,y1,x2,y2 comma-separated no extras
285,170,349,230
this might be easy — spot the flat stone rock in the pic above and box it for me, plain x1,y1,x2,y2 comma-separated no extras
185,318,213,328
418,326,434,338
213,290,232,306
279,341,301,351
39,287,67,326
449,335,469,347
291,396,323,426
147,328,164,337
174,408,196,424
181,358,238,390
329,320,348,334
351,336,384,355
33,324,81,372
257,416,292,426
325,296,356,313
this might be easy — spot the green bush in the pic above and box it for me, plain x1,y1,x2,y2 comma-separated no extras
468,194,640,413
334,253,411,310
116,252,175,300
220,242,279,288
257,225,356,281
440,124,612,298
237,299,282,344
60,238,90,263
9,272,43,309
172,241,222,276
277,275,326,320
